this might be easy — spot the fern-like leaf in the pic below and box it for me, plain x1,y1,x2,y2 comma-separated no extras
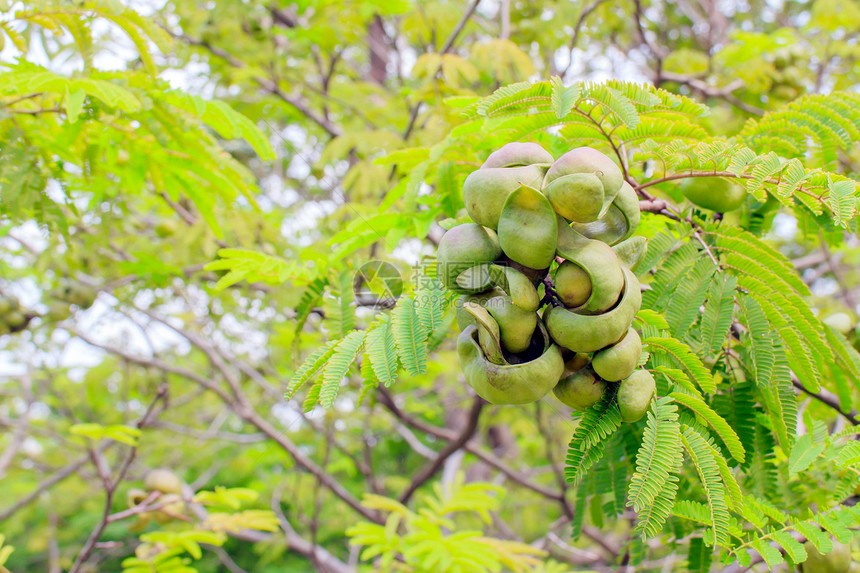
318,331,365,408
627,397,682,514
680,425,731,547
670,392,745,463
365,316,398,387
564,398,623,486
391,297,428,376
645,336,715,393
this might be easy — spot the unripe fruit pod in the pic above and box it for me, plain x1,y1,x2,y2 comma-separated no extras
612,236,647,270
553,369,606,410
463,165,547,229
592,327,642,382
554,240,624,314
572,181,640,246
544,268,642,353
617,370,656,423
564,353,591,376
481,142,554,169
144,468,183,495
455,288,507,330
544,147,624,219
681,177,746,213
554,262,591,308
6,311,26,328
46,301,73,322
458,321,564,405
486,296,538,354
126,488,148,507
0,298,11,315
798,539,851,573
462,302,506,365
544,173,605,223
497,184,558,270
152,495,184,524
436,224,502,293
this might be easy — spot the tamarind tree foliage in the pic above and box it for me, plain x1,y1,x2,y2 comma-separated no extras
2,0,860,572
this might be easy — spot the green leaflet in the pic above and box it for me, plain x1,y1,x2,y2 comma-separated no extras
680,425,731,547
318,331,366,408
564,397,623,486
671,392,745,463
391,297,428,376
627,398,681,516
365,317,398,387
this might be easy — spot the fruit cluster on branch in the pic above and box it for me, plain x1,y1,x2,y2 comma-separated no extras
437,143,655,421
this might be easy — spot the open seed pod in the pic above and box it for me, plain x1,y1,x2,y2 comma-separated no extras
592,327,642,381
463,143,553,229
553,368,606,410
497,184,558,270
544,267,642,353
571,181,640,245
612,236,647,270
543,147,624,222
554,220,625,313
436,224,502,293
462,302,506,365
486,265,541,311
458,320,564,405
486,295,538,354
455,287,507,330
617,369,656,423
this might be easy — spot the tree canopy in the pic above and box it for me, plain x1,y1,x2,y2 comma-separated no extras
2,0,860,572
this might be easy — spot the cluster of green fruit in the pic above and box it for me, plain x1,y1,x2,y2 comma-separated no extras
126,469,185,530
436,143,655,422
0,295,31,335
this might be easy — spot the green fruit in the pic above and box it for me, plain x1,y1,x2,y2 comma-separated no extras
486,295,537,354
506,268,540,311
144,469,183,494
544,268,641,353
152,495,184,524
544,173,605,223
463,165,547,229
611,236,647,270
436,224,502,293
681,177,746,212
553,369,606,410
458,321,564,405
462,302,505,364
800,539,851,573
571,181,640,246
497,184,558,270
592,327,642,382
45,302,73,322
564,353,591,375
554,238,624,313
126,488,148,507
481,142,554,168
456,287,507,330
544,147,624,217
617,370,656,423
554,261,591,308
6,311,26,328
0,298,11,315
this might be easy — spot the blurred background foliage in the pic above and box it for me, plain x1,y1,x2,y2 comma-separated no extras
1,0,859,571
